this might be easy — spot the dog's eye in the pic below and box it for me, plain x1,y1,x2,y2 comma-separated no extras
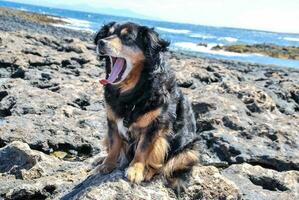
122,34,133,42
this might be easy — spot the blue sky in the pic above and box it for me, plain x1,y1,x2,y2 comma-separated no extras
4,0,299,33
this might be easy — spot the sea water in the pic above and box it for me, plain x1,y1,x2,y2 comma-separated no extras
1,1,299,68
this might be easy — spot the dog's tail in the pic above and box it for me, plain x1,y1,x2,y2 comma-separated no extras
162,138,200,195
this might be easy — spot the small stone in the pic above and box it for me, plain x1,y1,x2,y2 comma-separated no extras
50,151,67,159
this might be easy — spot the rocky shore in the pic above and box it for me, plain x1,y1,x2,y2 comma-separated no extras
0,8,299,200
212,43,299,60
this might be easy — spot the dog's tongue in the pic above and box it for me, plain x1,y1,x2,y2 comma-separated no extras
100,58,125,85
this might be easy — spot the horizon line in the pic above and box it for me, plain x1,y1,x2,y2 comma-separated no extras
1,0,299,35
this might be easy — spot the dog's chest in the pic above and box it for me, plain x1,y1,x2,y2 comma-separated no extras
116,119,129,140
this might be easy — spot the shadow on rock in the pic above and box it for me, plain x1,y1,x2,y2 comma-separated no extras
61,170,124,200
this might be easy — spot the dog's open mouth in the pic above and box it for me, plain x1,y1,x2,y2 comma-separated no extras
100,56,127,85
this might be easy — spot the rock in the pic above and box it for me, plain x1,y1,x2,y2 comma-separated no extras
0,79,104,157
61,166,241,200
180,166,241,200
191,89,299,171
11,67,26,79
59,42,86,54
0,141,37,177
71,56,90,65
22,47,43,56
50,151,68,159
0,141,90,200
0,95,15,117
222,163,299,200
0,141,60,179
61,59,81,69
0,141,241,200
197,43,208,47
0,8,92,40
221,81,276,113
212,43,299,61
0,91,8,101
177,79,193,88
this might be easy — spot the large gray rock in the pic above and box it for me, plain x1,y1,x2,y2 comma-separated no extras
0,31,105,159
0,141,89,200
170,54,299,173
222,163,299,200
0,141,241,200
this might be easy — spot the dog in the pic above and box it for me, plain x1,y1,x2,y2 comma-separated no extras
93,21,199,192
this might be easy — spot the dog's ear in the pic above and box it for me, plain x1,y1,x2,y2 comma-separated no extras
140,26,170,58
93,21,116,44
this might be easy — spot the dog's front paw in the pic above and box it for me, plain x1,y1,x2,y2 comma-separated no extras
94,162,116,174
126,162,145,184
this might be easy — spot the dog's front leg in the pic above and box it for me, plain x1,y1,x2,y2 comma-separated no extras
96,119,122,174
126,132,151,184
126,125,167,183
126,108,165,183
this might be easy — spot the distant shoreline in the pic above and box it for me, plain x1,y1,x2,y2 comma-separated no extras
0,6,93,41
0,6,299,68
212,44,299,61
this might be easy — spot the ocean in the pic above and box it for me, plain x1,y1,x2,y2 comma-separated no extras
1,1,299,68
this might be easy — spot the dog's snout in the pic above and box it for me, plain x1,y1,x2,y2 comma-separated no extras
97,39,107,54
98,40,106,48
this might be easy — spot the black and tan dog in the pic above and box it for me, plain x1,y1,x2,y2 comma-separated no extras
93,22,199,191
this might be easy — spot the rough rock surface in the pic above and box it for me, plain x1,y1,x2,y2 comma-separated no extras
0,8,299,200
0,142,240,200
222,163,299,200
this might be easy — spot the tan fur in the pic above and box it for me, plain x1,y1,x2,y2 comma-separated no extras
104,34,146,92
109,26,115,34
143,135,169,180
144,167,157,181
102,136,109,152
131,108,161,128
126,162,145,183
163,150,199,178
96,132,123,174
119,49,145,92
103,132,123,165
126,133,147,183
106,104,118,122
146,136,169,169
119,61,143,92
106,36,122,52
127,129,170,183
120,28,128,35
130,134,148,163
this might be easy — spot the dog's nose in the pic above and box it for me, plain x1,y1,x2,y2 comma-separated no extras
98,39,106,48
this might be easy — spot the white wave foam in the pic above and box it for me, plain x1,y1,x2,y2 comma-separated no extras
157,27,190,34
58,17,91,28
218,37,238,42
189,33,216,39
174,42,250,57
19,8,28,11
52,24,94,32
51,17,94,32
283,37,299,42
